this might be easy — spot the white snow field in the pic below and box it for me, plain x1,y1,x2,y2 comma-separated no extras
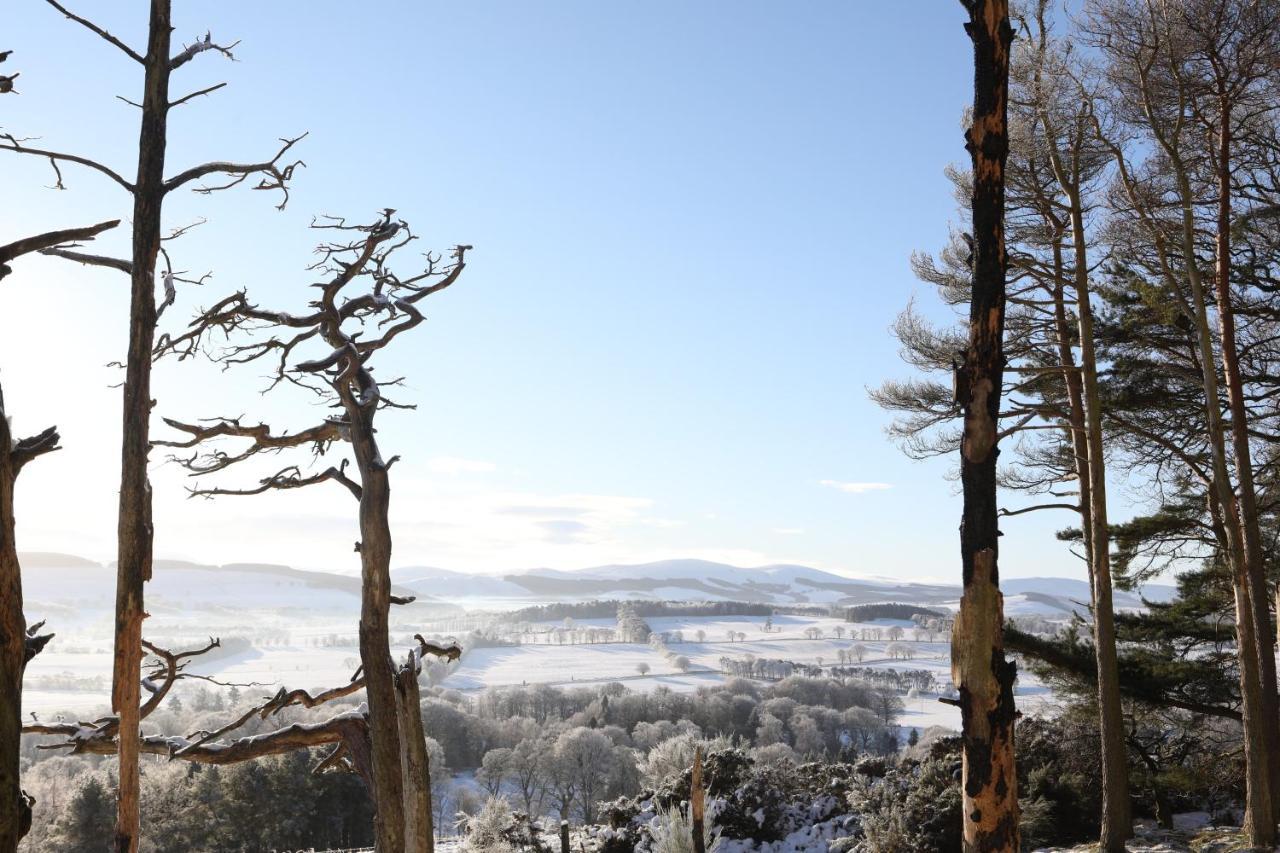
20,552,1066,726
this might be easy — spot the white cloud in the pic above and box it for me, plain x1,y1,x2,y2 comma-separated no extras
819,480,892,494
425,456,497,475
773,527,805,535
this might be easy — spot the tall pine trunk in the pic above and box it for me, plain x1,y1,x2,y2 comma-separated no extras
1211,94,1280,817
1171,156,1276,846
954,2,1018,850
114,4,171,850
1066,187,1131,849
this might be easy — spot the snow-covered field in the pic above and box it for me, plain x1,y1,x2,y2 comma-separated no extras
24,608,1056,735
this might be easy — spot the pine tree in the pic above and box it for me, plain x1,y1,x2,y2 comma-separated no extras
46,775,115,853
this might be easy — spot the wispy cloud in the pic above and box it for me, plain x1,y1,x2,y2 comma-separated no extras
426,456,497,475
819,480,892,494
773,527,805,535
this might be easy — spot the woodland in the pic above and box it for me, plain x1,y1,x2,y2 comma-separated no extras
4,0,1280,852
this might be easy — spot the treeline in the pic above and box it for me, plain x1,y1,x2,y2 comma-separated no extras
505,599,775,624
844,603,946,623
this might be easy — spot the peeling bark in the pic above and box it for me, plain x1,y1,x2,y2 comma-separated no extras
956,1,1019,850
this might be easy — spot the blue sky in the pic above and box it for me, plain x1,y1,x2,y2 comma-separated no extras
0,1,1097,581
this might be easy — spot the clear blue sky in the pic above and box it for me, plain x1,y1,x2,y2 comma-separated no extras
0,1,1096,581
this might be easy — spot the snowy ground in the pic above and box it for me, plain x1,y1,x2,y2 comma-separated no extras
439,614,1054,732
23,610,1054,734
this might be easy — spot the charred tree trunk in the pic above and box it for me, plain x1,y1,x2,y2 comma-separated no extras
1211,95,1280,818
114,5,171,851
954,2,1018,851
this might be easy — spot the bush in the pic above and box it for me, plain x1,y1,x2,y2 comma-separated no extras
648,805,723,853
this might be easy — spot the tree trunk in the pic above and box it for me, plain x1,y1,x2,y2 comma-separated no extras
1211,95,1280,818
350,404,406,852
114,4,171,851
1170,156,1276,846
1031,23,1131,836
396,659,433,853
0,388,25,853
954,2,1018,851
691,747,706,853
1067,192,1131,850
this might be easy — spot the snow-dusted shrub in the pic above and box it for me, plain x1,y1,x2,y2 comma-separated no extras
459,796,516,853
648,805,723,853
751,741,800,770
641,734,733,786
457,796,552,853
848,738,962,853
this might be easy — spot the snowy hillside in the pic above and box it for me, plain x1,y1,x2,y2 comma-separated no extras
394,558,1174,615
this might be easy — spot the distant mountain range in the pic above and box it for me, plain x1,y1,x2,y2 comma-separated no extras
19,553,1175,619
391,558,1174,617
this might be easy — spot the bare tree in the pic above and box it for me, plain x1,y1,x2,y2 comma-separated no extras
24,633,459,849
1,5,303,849
151,211,468,851
953,2,1019,851
0,98,121,849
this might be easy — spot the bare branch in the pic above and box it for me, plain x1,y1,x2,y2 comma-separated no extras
997,502,1079,517
164,133,307,209
42,0,145,64
170,32,239,70
169,81,227,109
38,248,132,274
0,133,133,192
0,219,120,280
10,426,61,473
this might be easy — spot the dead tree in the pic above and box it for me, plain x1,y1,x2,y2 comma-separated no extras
954,2,1019,851
1,5,304,849
152,212,468,852
23,635,459,832
0,212,119,849
0,52,120,838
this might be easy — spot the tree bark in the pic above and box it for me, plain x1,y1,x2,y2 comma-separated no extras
396,659,432,853
691,747,706,853
1070,197,1131,850
1170,151,1276,848
113,4,171,851
954,2,1018,851
349,403,406,852
1210,92,1280,818
0,389,25,853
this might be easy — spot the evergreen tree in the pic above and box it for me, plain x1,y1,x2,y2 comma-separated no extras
45,774,115,853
